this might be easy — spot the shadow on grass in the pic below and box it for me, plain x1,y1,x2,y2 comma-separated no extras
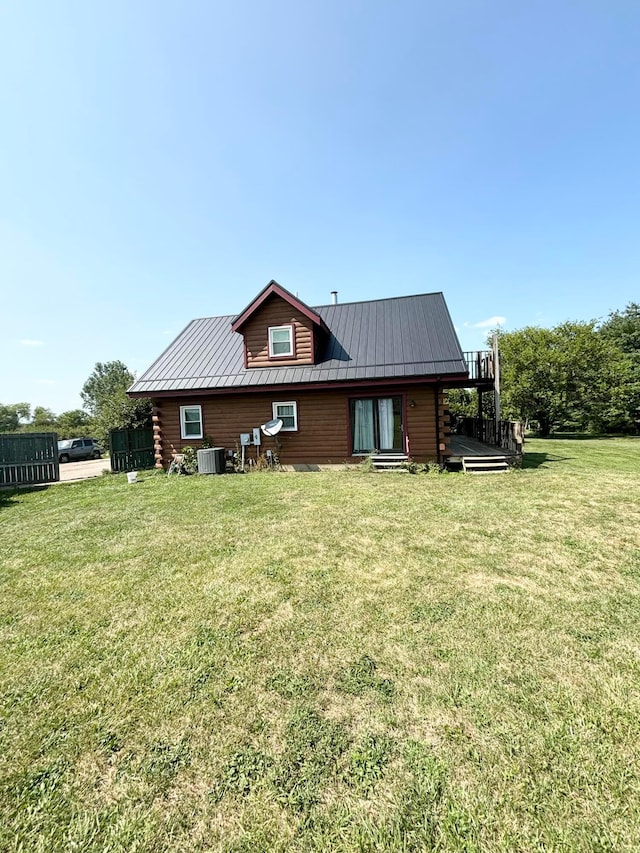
521,452,570,470
0,484,50,509
539,433,637,441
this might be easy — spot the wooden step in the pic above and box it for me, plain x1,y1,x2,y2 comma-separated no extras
462,455,509,474
369,453,409,470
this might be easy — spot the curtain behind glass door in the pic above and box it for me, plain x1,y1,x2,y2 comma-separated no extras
352,399,375,453
350,396,403,453
377,398,395,449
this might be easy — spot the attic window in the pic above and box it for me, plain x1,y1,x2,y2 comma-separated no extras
268,325,294,358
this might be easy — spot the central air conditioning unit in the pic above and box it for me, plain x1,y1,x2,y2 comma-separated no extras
197,447,225,474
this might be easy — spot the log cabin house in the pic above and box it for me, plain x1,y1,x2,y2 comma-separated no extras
127,280,495,469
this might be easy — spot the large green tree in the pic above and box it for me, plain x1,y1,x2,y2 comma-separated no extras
446,388,478,419
19,406,57,434
81,361,135,415
595,303,640,433
0,403,31,432
600,302,640,353
81,361,152,447
497,322,617,436
32,406,56,429
55,409,94,439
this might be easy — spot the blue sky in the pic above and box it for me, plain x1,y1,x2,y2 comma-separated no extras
1,1,638,415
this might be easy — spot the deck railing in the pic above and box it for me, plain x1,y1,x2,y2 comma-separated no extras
463,351,494,382
455,417,524,455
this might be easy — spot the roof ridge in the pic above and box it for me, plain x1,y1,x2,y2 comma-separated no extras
313,291,444,308
188,292,445,322
190,313,236,322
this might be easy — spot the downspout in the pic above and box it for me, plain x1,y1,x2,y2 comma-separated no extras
434,381,441,466
403,395,410,457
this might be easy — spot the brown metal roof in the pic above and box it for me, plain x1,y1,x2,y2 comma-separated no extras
128,291,468,395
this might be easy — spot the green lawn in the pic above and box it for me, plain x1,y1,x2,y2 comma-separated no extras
1,437,639,852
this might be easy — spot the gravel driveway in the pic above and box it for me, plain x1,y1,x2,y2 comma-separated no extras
58,457,111,482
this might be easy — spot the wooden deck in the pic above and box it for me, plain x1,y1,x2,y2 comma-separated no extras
448,435,518,460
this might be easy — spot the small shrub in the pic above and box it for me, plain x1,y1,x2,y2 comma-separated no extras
400,458,447,474
181,445,198,474
422,460,446,475
252,452,280,472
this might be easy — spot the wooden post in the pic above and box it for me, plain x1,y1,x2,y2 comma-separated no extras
492,333,501,446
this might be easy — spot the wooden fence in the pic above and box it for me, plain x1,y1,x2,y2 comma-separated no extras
110,428,155,473
0,432,60,486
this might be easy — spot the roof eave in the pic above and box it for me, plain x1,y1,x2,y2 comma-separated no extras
126,369,471,399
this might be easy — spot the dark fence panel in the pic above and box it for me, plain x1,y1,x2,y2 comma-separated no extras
0,432,59,485
110,428,154,473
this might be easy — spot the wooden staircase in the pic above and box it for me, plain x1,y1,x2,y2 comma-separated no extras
461,455,509,474
369,453,409,471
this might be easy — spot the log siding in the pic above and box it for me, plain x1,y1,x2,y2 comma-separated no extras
242,295,316,368
156,384,444,466
152,406,163,468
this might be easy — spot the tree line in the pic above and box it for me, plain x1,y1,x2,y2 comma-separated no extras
0,361,152,448
453,303,639,436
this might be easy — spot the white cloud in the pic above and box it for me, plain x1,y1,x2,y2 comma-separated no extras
465,316,506,329
36,379,56,385
19,338,44,347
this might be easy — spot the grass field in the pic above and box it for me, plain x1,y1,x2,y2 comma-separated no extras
1,437,639,851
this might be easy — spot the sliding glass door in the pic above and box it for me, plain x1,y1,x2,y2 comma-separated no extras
350,396,403,453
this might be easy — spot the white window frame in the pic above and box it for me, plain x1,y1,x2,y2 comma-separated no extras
268,324,294,358
180,405,203,440
272,401,298,432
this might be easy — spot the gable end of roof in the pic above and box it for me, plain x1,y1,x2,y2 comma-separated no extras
230,280,328,333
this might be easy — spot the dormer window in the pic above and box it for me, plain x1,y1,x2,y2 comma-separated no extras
231,281,328,368
268,325,294,358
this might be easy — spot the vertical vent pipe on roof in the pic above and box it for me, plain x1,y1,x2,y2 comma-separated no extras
330,291,338,305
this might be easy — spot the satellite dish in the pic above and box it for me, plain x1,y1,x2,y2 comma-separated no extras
261,418,283,437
